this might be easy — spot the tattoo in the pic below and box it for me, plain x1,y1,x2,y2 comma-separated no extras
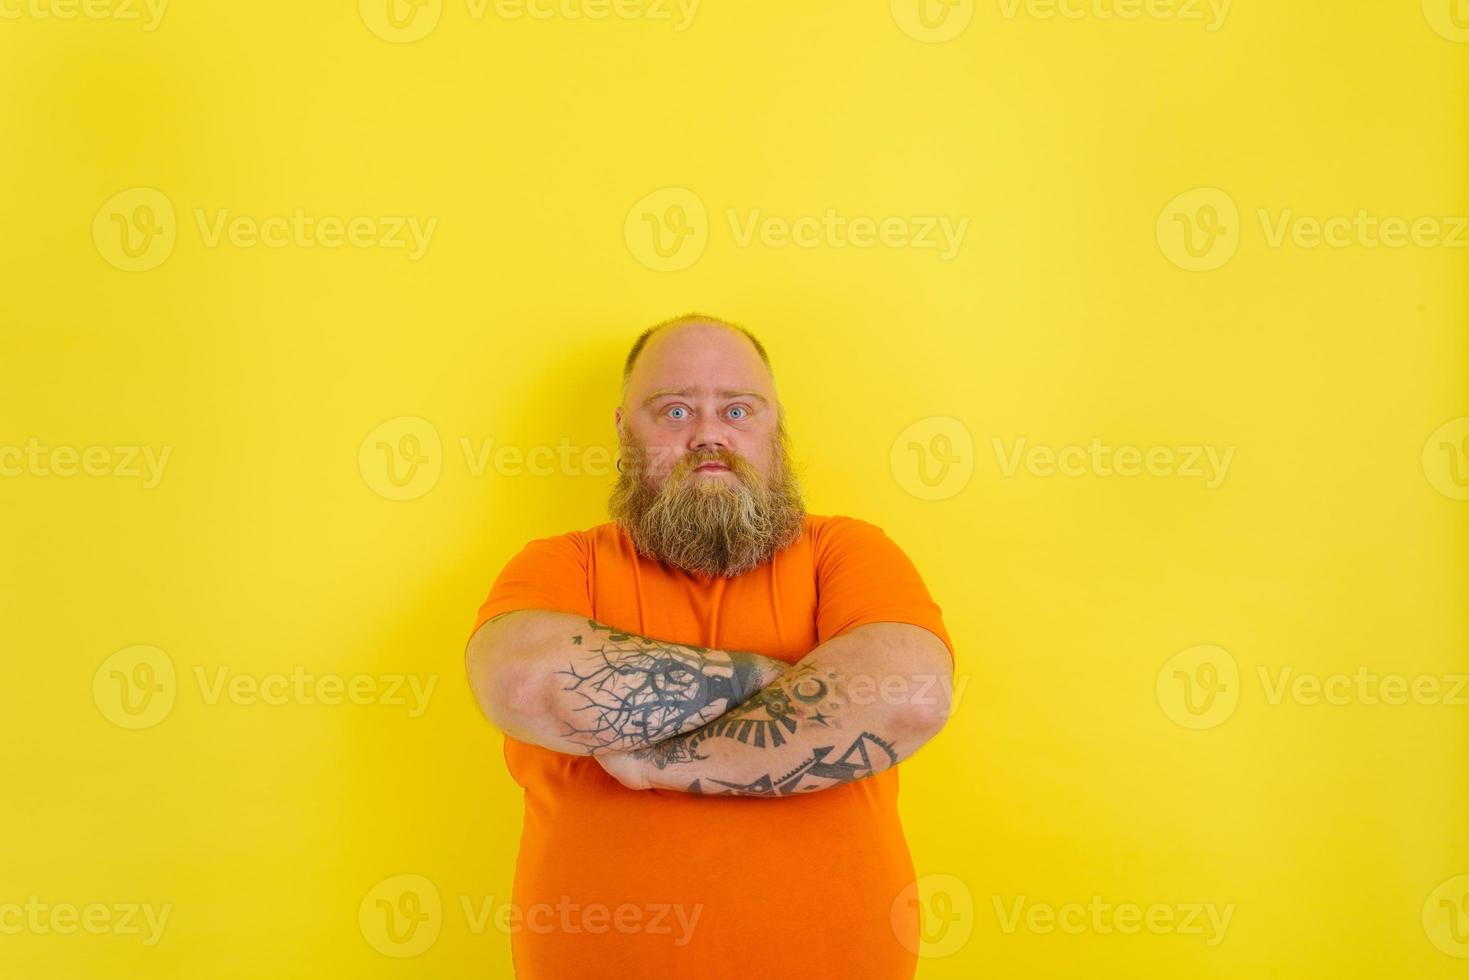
633,663,837,769
628,661,904,796
686,731,899,797
554,620,768,754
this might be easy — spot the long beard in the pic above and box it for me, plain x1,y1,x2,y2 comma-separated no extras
608,430,806,578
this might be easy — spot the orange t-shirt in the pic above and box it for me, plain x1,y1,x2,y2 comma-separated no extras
469,513,955,980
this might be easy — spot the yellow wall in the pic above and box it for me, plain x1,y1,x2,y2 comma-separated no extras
3,2,1466,977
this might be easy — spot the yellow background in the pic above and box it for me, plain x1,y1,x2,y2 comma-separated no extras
3,1,1467,977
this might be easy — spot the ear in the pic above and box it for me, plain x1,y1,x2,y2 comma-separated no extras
613,405,622,430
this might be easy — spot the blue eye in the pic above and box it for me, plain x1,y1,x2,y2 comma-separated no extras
727,406,747,420
667,406,689,421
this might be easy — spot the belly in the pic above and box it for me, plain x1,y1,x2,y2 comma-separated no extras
506,758,920,980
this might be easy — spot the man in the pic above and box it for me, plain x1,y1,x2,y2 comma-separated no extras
464,313,956,979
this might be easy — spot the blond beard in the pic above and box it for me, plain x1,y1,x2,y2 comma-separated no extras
609,428,806,578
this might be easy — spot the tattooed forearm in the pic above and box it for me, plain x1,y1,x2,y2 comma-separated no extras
467,610,791,757
554,619,784,754
685,731,899,797
617,625,952,797
630,662,903,797
634,663,834,767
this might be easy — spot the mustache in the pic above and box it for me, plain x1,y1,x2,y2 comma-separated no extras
675,449,746,475
634,446,756,482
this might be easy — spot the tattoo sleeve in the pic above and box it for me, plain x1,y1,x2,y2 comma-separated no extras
538,616,786,755
623,626,951,797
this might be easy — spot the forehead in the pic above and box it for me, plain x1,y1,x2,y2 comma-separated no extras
627,323,774,398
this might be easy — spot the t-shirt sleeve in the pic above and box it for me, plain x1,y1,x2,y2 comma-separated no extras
469,531,594,637
814,516,955,665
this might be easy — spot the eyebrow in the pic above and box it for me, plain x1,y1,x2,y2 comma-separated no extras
641,387,770,408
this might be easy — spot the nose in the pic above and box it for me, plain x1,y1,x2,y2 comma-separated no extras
688,420,729,458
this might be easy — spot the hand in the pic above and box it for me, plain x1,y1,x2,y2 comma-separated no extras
594,749,654,791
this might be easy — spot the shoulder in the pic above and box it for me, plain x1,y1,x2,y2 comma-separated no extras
805,514,903,562
571,521,642,563
507,526,593,566
806,513,886,544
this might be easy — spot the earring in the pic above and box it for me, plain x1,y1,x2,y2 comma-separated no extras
615,457,624,473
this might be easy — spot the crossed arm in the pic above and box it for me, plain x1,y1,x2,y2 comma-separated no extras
464,611,954,798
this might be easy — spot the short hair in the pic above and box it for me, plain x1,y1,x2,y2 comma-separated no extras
621,313,773,398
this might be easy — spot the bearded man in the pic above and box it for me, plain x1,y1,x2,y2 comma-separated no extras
464,313,956,980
